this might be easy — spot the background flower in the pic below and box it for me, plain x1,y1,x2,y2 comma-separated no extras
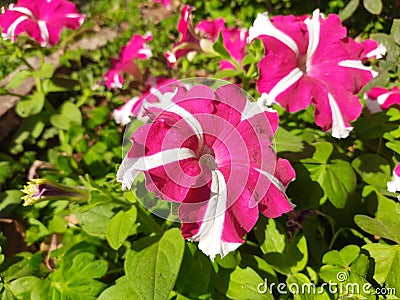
104,32,152,89
0,0,84,46
364,86,400,113
249,9,378,138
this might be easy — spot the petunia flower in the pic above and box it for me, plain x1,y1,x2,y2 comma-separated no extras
248,9,378,139
117,82,295,260
22,178,91,206
387,163,400,200
0,0,84,47
360,39,386,62
112,76,179,125
220,27,248,70
152,0,172,10
364,86,400,113
104,32,152,89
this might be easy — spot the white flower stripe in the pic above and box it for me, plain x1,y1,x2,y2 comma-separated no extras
8,6,34,18
37,20,49,46
376,92,394,105
5,15,29,40
189,170,241,260
328,93,353,139
117,147,196,190
338,60,378,78
305,9,321,69
266,68,303,102
248,12,299,54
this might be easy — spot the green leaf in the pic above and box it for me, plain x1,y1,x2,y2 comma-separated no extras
98,276,141,300
75,203,116,236
264,235,308,275
286,273,314,300
34,63,55,79
339,0,360,21
224,267,273,300
305,160,356,208
370,33,399,62
363,0,383,14
255,218,286,254
9,276,42,299
0,190,22,212
5,69,32,90
363,243,400,295
322,245,360,267
16,91,45,117
391,19,400,45
274,127,304,153
213,34,231,59
87,106,111,129
354,213,400,243
351,154,391,188
106,206,137,250
50,102,82,130
215,69,242,79
48,252,108,299
124,228,185,300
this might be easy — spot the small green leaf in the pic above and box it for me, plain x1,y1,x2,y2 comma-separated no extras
75,203,116,236
322,245,360,267
355,213,400,243
363,0,383,14
363,244,400,294
5,69,32,90
106,206,137,250
98,276,141,300
16,91,45,117
125,228,185,300
391,19,400,45
224,267,273,300
339,0,360,21
0,190,23,211
213,36,231,59
255,218,286,254
9,276,42,299
351,154,391,188
34,63,55,79
50,102,82,130
215,69,242,79
274,127,304,153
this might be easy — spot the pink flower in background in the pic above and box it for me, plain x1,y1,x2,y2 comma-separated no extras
387,163,400,200
117,83,295,259
152,0,172,10
0,0,84,46
112,77,179,125
249,9,378,138
220,27,248,70
360,39,386,61
364,86,400,113
104,32,153,89
165,5,197,66
196,18,225,40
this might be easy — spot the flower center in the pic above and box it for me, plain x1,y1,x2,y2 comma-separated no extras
199,153,217,170
297,55,307,74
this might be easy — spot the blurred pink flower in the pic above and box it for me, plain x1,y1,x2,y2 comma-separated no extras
104,32,153,89
360,39,386,61
220,27,248,70
0,0,84,46
117,83,295,259
364,86,400,113
387,163,400,200
249,9,378,138
152,0,172,10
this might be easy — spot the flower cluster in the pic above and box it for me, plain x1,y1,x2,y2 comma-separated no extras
165,5,248,70
104,32,153,89
0,0,84,47
118,82,295,259
248,9,385,138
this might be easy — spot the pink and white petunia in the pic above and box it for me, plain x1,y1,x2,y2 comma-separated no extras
0,0,84,47
104,32,153,89
364,86,400,113
117,82,295,259
248,9,378,139
152,0,172,10
387,163,400,200
112,77,179,125
220,27,248,70
360,39,386,61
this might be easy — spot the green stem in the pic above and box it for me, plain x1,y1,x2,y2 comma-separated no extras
19,56,35,70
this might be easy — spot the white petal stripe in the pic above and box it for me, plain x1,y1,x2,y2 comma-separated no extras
266,68,303,102
338,60,378,78
253,167,286,193
328,93,353,139
376,92,393,105
5,15,29,40
37,20,49,46
305,9,321,69
248,12,299,54
117,147,195,190
190,170,241,261
143,90,204,145
9,6,34,17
